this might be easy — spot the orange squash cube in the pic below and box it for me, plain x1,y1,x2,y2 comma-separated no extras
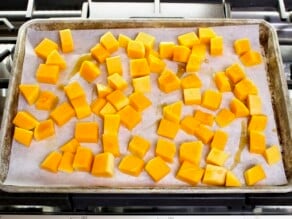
19,84,40,105
186,54,202,72
96,84,113,98
79,61,100,83
178,32,200,48
92,152,115,177
34,38,58,59
133,75,151,93
102,134,120,157
106,56,123,76
176,161,204,185
248,115,268,131
41,151,62,173
249,130,266,154
128,135,150,158
106,90,129,111
225,171,241,187
163,101,183,123
210,36,223,56
181,73,201,89
91,98,107,116
50,102,75,126
158,69,181,93
90,43,110,63
129,58,150,78
118,105,142,130
240,50,262,66
157,118,180,140
214,71,231,92
215,108,235,127
46,50,66,70
234,38,251,55
118,154,144,177
159,42,175,59
36,64,59,84
34,119,55,141
193,124,214,144
129,92,152,112
59,29,74,53
193,110,214,126
64,81,85,100
202,164,227,186
60,138,80,153
229,98,249,117
99,102,117,118
145,156,170,182
70,96,91,119
180,115,200,135
191,43,207,61
147,54,166,74
206,148,229,166
127,40,145,59
233,78,258,101
100,31,119,53
179,141,203,165
73,147,94,172
108,73,128,90
247,95,262,115
244,164,266,186
135,32,155,51
35,90,58,111
58,152,74,173
201,89,222,111
198,27,216,44
172,45,191,63
75,122,99,143
13,127,33,147
211,130,228,150
103,114,120,135
118,33,131,48
225,63,246,84
264,145,281,165
13,111,39,130
155,138,176,163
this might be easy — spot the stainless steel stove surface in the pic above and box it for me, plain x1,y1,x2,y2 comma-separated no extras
1,0,292,215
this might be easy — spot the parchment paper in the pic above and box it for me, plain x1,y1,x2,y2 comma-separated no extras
4,25,287,187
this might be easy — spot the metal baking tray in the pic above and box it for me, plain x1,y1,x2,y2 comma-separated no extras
0,19,291,193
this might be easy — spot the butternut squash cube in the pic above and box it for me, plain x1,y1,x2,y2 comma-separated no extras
64,81,85,100
234,38,251,55
41,151,62,173
155,138,176,163
186,54,202,72
244,164,266,186
240,50,262,66
13,111,39,130
163,101,183,123
13,127,33,147
264,145,281,165
157,118,180,139
181,73,202,89
119,154,144,177
215,108,235,127
90,43,110,63
172,45,191,63
193,110,214,126
108,73,128,90
60,138,80,153
176,161,204,185
91,98,107,116
211,130,228,150
214,71,231,92
96,84,113,98
158,69,181,93
147,54,166,74
99,102,117,118
34,119,55,141
198,27,217,44
46,50,66,70
225,63,246,84
201,89,222,111
103,114,120,135
128,135,150,158
233,78,258,101
34,38,58,59
191,43,207,61
73,147,94,172
145,156,170,182
225,171,241,187
106,56,123,75
193,124,214,144
127,40,145,59
106,90,129,111
159,42,175,59
118,105,142,130
135,32,155,51
75,122,98,143
59,29,74,53
206,148,229,166
102,134,120,157
180,115,200,135
249,130,266,154
133,75,151,93
35,91,58,111
50,102,75,126
92,152,115,177
36,64,59,84
178,32,200,48
229,98,250,117
70,96,91,119
129,92,152,112
19,84,40,105
210,36,223,56
202,164,227,186
79,61,100,83
179,141,203,165
100,31,119,53
248,115,268,131
118,33,131,48
129,58,150,78
58,152,74,173
247,95,262,115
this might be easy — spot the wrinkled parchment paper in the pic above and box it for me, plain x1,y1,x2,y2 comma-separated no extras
4,25,287,187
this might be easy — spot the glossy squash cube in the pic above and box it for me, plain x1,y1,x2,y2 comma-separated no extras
244,164,266,186
99,102,117,118
157,118,180,139
41,151,62,173
36,64,59,84
202,164,227,186
206,148,229,166
178,32,200,48
92,152,115,177
118,154,144,177
181,73,202,89
159,42,175,59
35,90,58,111
133,75,151,93
179,141,203,165
180,115,200,135
96,84,113,98
100,31,119,53
186,54,202,72
215,108,235,127
106,55,123,75
34,119,55,141
214,71,231,92
147,54,166,74
233,78,258,101
13,127,33,147
127,40,145,59
158,69,181,93
247,95,262,115
172,45,191,63
264,145,281,165
19,84,40,105
163,101,183,123
58,152,74,173
64,81,85,100
34,38,58,59
184,88,201,105
90,43,110,63
193,110,214,126
50,102,75,126
129,58,150,78
118,34,131,48
106,90,129,111
234,38,251,55
201,89,222,111
102,134,120,157
118,105,142,130
155,138,176,163
13,111,39,130
225,63,246,84
193,124,214,144
59,29,74,53
60,138,80,153
75,122,99,143
145,156,170,182
240,50,262,66
198,27,216,43
73,147,94,172
210,36,223,56
129,92,152,112
79,61,100,83
229,98,249,117
107,73,128,90
249,130,266,154
46,50,66,70
135,32,155,51
70,96,91,119
91,98,107,116
176,161,204,185
210,130,228,150
248,115,268,131
191,43,207,61
225,171,241,187
103,114,120,135
128,135,150,158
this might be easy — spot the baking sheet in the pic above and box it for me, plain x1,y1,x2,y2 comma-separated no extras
3,24,287,187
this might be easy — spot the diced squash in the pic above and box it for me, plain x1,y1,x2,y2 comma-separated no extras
108,73,128,90
159,42,175,59
106,90,129,111
158,69,181,93
74,122,99,143
34,38,58,59
186,54,202,72
229,98,249,117
193,124,214,144
129,58,150,78
133,75,151,93
13,111,39,130
91,98,107,115
249,130,266,154
155,138,176,163
247,95,262,115
127,40,145,59
147,54,166,74
210,130,228,150
157,118,180,139
58,152,74,173
233,78,258,101
36,64,59,84
145,156,170,182
103,114,120,134
179,141,203,165
181,73,202,89
60,138,80,153
92,152,115,177
13,127,33,147
214,71,231,92
135,32,155,51
225,171,241,187
64,81,85,100
118,33,131,48
106,56,123,75
215,108,235,127
79,61,100,83
163,101,183,123
59,29,74,53
70,96,91,119
198,27,216,44
201,89,222,111
102,134,120,157
128,135,150,158
240,50,262,66
172,45,191,63
19,84,40,105
234,38,251,55
178,32,200,48
118,105,142,130
225,63,246,84
35,90,58,111
206,148,229,166
244,164,266,186
96,84,113,98
210,36,223,56
193,110,214,126
129,92,152,112
100,31,119,53
41,151,62,173
118,154,144,177
50,102,75,126
180,115,200,135
264,145,281,165
202,164,227,186
176,161,204,185
46,50,66,70
99,102,117,118
90,43,110,63
191,43,207,61
34,119,55,141
248,115,268,131
73,147,94,172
